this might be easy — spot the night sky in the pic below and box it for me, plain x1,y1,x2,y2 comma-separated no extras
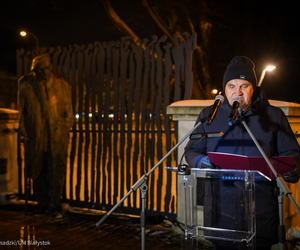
1,0,300,103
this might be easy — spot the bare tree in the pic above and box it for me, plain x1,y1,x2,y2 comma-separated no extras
101,0,215,99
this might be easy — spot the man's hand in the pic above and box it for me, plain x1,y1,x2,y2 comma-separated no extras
200,156,214,168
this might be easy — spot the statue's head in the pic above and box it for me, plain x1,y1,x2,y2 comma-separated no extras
30,54,53,80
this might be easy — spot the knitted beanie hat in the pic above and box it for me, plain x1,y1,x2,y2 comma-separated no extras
222,56,257,89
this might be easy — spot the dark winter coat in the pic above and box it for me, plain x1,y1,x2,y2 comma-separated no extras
184,90,300,249
185,92,299,168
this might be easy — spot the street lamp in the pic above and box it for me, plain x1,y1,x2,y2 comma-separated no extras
211,89,218,95
258,64,276,87
19,30,40,50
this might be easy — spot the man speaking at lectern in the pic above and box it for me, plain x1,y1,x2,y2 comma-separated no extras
184,56,300,250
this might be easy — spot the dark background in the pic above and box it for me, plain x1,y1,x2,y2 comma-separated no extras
1,0,300,103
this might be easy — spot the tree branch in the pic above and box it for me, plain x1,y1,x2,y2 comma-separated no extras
101,0,143,47
142,0,176,45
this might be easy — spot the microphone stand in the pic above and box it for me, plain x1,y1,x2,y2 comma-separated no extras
95,116,208,250
239,117,300,250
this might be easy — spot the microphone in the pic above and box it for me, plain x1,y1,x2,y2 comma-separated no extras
228,96,240,126
206,92,224,125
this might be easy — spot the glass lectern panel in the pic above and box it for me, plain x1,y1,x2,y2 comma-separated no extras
183,168,261,248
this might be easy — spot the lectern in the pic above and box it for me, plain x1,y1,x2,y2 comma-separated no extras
182,168,266,249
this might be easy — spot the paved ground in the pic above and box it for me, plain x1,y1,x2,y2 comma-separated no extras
1,200,299,250
0,200,214,250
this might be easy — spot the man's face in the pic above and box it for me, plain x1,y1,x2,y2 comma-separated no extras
224,79,254,110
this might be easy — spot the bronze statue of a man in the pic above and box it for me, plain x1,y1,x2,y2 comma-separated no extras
18,54,74,215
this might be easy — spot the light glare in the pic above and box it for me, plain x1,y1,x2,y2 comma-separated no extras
20,30,27,37
211,89,218,95
265,65,276,72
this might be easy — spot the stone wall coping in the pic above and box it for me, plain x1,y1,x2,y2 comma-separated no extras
167,99,300,117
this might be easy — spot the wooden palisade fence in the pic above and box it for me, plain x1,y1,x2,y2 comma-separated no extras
16,34,197,217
